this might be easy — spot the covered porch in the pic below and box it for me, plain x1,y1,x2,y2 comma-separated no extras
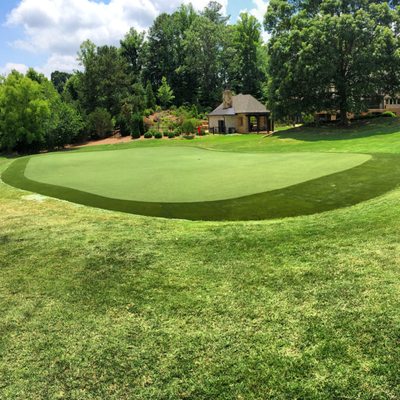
242,112,273,133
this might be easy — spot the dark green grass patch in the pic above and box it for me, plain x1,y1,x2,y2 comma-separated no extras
3,152,400,220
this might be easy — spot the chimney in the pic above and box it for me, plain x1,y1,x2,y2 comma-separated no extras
223,90,233,109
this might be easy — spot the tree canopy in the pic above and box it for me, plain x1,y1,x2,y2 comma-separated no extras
265,0,400,124
2,0,400,153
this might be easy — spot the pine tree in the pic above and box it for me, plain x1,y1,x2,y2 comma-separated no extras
145,81,156,109
157,77,175,109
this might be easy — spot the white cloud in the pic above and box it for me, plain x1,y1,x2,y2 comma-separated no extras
5,0,228,75
0,62,29,76
246,0,269,22
37,54,80,76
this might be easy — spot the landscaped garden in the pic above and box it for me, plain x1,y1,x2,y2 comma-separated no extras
2,118,400,398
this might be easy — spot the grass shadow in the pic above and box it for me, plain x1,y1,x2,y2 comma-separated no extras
274,118,400,142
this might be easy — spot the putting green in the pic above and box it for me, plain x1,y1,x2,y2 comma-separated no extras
3,148,400,221
23,148,370,202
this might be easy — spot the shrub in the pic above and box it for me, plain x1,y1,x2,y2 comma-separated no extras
46,102,84,149
116,113,132,137
174,130,181,137
131,131,141,139
147,128,158,136
382,111,397,118
131,113,145,136
163,131,170,137
168,132,175,139
88,108,113,139
154,132,163,139
144,132,153,139
143,108,154,117
302,113,315,124
181,119,197,135
183,134,195,140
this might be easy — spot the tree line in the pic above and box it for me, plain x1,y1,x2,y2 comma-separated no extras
0,2,267,153
1,0,400,153
265,0,400,125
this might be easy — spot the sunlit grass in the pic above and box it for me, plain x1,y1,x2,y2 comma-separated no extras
1,119,400,398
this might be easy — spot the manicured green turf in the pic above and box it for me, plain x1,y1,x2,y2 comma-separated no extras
3,152,400,220
2,119,400,399
23,148,369,202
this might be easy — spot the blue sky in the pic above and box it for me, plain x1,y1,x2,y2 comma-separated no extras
0,0,268,76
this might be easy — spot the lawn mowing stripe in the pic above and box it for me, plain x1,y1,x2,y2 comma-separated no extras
2,153,400,221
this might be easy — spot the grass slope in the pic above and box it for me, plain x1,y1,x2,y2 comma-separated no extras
1,119,400,399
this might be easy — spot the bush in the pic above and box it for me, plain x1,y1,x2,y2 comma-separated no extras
163,131,170,137
168,132,175,139
183,134,195,140
131,113,145,136
174,129,181,137
382,111,397,118
131,131,141,139
154,132,163,139
88,108,114,139
116,114,131,137
302,113,315,124
46,102,84,149
147,128,158,136
181,118,197,135
144,132,153,139
143,108,154,117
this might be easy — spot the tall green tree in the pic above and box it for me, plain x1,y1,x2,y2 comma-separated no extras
184,14,227,105
77,42,129,116
158,77,175,109
26,68,47,84
265,0,400,124
144,4,199,105
170,4,199,105
76,40,98,113
145,81,156,109
51,71,72,94
46,102,84,149
119,28,146,81
144,13,177,90
232,13,266,98
201,1,229,25
0,71,51,152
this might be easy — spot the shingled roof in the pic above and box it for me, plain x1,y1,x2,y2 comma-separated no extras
209,94,269,116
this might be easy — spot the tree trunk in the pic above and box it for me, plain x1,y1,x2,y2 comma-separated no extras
337,81,349,126
340,104,349,126
338,41,349,127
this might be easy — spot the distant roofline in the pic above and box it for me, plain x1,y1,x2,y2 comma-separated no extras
208,93,270,116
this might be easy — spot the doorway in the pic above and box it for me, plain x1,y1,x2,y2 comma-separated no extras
218,120,226,133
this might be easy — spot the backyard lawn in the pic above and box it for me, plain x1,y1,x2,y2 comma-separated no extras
1,118,400,398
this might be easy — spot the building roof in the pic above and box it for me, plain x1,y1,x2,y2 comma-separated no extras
209,94,269,116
